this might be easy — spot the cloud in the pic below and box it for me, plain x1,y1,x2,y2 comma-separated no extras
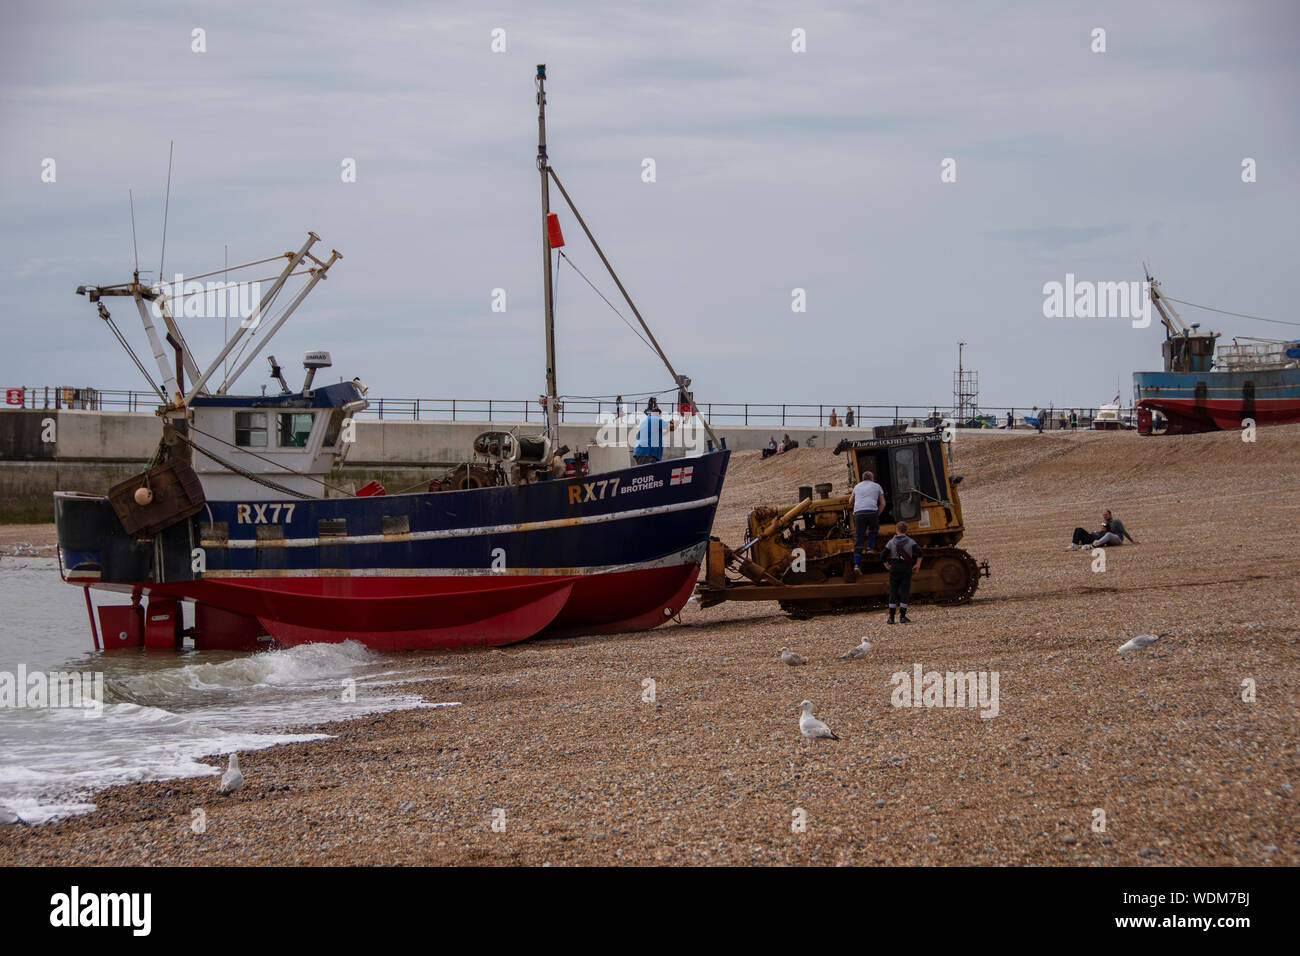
0,0,1296,410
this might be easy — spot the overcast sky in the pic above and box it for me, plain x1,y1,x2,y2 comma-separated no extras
2,0,1297,418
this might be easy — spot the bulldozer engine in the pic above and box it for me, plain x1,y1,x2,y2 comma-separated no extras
700,430,989,616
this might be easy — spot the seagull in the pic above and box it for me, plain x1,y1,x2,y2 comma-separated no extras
840,637,872,660
780,647,807,666
1118,632,1171,653
799,700,839,742
0,805,24,826
218,753,244,794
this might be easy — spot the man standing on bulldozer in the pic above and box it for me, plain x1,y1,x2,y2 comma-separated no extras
883,521,923,624
850,470,886,573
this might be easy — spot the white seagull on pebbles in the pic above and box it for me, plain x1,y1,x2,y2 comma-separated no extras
780,647,807,666
1118,632,1171,653
218,753,244,794
799,700,839,742
840,637,872,660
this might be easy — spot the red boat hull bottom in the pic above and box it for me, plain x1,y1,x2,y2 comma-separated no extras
260,581,575,651
148,562,701,651
539,562,700,638
1140,397,1300,434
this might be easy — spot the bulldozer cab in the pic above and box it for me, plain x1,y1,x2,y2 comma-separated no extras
838,432,963,541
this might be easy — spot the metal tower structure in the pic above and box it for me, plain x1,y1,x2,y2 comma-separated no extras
953,341,979,424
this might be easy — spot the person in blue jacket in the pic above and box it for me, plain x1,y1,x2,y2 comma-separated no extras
633,406,665,464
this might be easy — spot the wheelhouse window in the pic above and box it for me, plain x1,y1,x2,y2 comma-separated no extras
322,407,346,448
277,412,315,448
234,411,267,447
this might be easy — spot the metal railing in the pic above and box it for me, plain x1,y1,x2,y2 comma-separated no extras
1,387,1117,430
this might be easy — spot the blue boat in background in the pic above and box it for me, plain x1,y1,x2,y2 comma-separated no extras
1134,272,1300,434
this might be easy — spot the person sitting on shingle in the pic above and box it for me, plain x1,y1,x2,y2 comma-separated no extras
1067,509,1139,550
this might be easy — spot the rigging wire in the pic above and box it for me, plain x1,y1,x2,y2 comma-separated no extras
216,279,295,386
186,422,352,496
98,305,164,399
1165,295,1300,329
552,251,676,405
158,141,173,285
128,190,139,273
557,250,657,354
153,268,319,302
155,253,300,285
171,430,312,500
560,388,675,401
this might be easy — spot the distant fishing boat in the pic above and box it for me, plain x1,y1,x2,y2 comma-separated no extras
54,65,729,651
1134,272,1300,434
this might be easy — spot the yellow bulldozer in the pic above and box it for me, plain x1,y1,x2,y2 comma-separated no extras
695,427,989,616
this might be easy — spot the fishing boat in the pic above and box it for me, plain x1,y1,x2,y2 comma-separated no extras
1134,272,1300,434
54,65,729,651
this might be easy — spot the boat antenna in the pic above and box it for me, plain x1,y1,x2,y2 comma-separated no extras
158,140,174,286
223,243,229,379
129,189,140,277
537,64,559,440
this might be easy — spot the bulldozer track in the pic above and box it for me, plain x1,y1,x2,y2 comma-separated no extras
778,547,985,618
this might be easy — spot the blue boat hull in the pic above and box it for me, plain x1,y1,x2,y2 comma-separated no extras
1134,367,1300,433
55,451,730,650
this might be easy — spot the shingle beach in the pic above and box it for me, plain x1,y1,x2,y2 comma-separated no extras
3,426,1296,865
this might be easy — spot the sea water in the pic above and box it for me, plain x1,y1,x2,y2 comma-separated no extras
0,558,451,824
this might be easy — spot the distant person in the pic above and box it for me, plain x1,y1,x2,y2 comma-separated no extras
615,395,627,419
762,435,778,459
1070,409,1078,430
828,408,840,428
844,408,855,427
1033,407,1044,433
1058,412,1067,430
1006,410,1015,430
883,521,923,624
633,407,665,464
778,433,798,454
1067,509,1138,550
850,470,886,572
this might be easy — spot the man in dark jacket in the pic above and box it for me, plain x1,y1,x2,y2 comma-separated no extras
883,522,923,624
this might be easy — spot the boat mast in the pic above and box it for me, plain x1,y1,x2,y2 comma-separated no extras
537,64,559,440
531,65,719,449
